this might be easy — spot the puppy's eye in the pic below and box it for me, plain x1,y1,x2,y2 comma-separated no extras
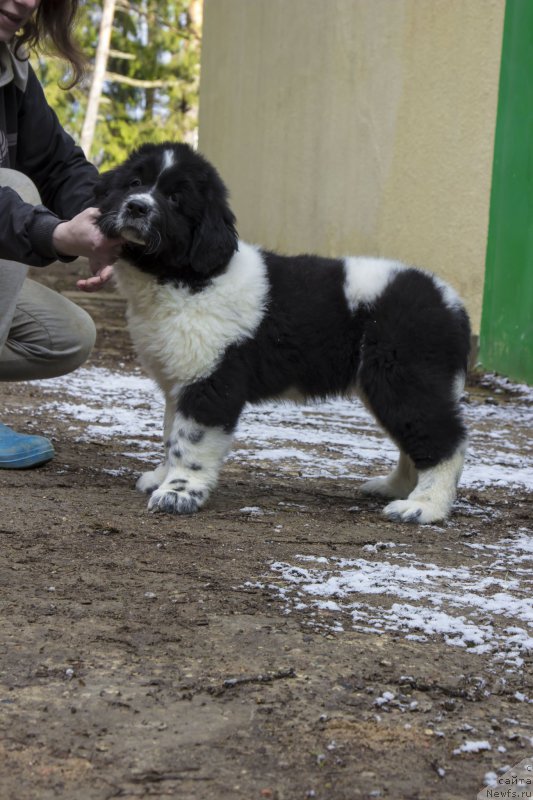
168,193,180,205
129,177,142,188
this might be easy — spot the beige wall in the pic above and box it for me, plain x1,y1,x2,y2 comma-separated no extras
198,0,505,331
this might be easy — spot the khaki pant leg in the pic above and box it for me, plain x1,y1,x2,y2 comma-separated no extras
0,169,96,381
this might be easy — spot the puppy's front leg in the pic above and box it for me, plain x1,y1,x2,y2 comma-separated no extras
147,414,233,514
136,395,175,494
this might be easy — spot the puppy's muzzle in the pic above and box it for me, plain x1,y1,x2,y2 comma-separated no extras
116,195,159,246
125,197,152,218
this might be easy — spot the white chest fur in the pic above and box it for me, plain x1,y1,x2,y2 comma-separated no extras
113,241,269,392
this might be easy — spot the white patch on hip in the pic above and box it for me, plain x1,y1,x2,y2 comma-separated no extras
431,275,464,312
343,257,405,311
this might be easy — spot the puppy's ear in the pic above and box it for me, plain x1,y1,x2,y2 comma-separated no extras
189,200,238,274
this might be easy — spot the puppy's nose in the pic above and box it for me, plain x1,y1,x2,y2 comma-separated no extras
126,197,151,217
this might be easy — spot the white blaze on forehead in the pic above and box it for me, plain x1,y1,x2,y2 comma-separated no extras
160,148,176,175
343,257,405,310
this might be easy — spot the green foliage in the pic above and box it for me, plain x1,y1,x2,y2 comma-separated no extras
32,0,201,169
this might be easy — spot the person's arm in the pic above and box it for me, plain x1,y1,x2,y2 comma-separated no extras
0,183,65,266
0,186,122,287
16,66,99,219
0,64,121,283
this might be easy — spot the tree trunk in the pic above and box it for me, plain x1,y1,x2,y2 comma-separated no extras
80,0,117,159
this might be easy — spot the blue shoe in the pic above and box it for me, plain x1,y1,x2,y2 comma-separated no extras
0,422,55,468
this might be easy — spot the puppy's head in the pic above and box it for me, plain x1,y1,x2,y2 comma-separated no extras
95,143,238,282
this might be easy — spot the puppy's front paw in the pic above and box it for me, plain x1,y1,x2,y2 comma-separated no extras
360,475,409,500
147,486,205,515
383,499,446,524
136,465,168,494
137,473,160,494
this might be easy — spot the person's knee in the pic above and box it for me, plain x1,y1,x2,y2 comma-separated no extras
0,168,41,205
33,305,96,379
64,304,97,371
0,278,97,381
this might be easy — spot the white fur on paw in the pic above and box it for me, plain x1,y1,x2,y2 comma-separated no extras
148,486,205,515
383,499,446,524
136,470,164,494
360,476,410,500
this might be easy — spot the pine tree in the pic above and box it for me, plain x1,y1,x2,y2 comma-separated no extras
32,0,201,168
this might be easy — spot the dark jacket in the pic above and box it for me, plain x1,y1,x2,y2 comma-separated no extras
0,44,98,267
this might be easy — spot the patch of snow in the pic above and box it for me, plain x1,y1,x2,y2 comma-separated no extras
263,535,533,667
28,367,532,492
453,740,491,755
374,690,395,706
483,771,498,788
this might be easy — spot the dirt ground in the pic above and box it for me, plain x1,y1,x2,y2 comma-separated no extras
0,271,532,800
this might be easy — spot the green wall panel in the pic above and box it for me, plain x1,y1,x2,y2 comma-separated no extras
480,0,533,384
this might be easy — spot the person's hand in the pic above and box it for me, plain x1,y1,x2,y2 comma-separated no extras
76,264,115,293
52,207,123,292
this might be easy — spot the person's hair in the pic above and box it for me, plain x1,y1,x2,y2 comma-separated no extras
14,0,86,88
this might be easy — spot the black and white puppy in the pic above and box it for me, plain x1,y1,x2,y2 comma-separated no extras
96,142,470,524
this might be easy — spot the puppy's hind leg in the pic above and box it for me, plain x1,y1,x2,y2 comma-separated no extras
384,442,466,524
359,353,468,523
360,450,417,500
382,369,468,523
